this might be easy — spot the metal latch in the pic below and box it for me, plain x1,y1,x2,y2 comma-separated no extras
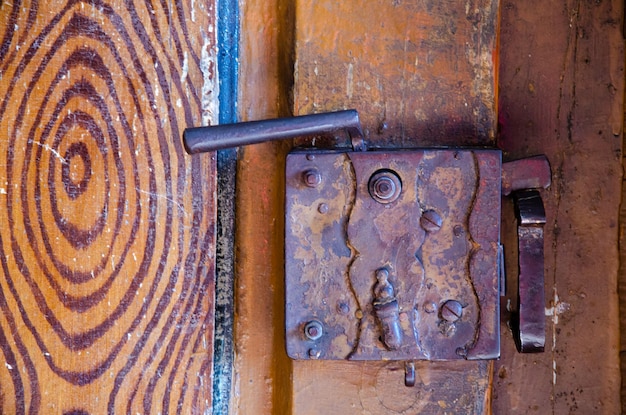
184,110,550,375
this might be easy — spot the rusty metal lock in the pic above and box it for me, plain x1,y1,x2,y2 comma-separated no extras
184,110,550,373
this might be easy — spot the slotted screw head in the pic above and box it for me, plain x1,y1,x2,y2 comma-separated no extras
420,210,443,232
440,300,463,322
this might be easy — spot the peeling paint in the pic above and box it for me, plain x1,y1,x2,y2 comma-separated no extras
201,31,219,126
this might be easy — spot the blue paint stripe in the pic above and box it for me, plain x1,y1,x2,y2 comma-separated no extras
213,0,238,413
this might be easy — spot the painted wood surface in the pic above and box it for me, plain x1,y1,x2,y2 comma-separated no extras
0,1,218,413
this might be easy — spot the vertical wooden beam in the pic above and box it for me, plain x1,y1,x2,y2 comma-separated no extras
290,1,499,413
233,0,294,413
495,0,623,412
0,1,218,413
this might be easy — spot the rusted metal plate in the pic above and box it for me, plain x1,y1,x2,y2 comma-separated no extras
285,149,501,361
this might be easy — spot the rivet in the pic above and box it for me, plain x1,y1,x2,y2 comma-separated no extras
424,302,436,314
306,154,316,161
308,348,321,359
337,302,350,315
318,203,329,214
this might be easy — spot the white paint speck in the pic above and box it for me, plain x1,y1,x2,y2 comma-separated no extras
346,63,354,99
180,51,189,84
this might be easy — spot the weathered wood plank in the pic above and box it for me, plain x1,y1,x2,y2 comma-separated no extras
494,0,623,413
289,1,499,414
0,1,218,413
294,0,499,148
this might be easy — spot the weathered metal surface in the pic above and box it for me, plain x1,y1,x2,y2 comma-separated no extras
285,149,502,361
513,190,546,353
501,156,551,196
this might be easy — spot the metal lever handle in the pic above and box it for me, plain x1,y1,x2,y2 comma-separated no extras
183,109,366,154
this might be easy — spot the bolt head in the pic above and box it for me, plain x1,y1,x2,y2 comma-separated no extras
303,169,322,187
304,320,323,340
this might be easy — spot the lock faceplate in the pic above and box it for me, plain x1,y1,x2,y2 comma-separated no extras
285,149,502,361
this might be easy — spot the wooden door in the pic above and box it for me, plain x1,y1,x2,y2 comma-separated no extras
234,0,624,413
0,2,218,413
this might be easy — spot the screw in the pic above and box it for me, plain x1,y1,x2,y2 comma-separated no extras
304,320,323,340
303,169,321,187
440,300,463,322
368,170,402,204
420,210,443,232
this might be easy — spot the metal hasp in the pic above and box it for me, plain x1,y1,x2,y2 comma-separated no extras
181,109,551,365
513,190,546,352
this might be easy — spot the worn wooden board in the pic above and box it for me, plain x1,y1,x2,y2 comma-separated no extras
0,1,218,413
232,0,294,413
293,0,499,148
494,0,623,413
234,0,623,413
289,1,499,413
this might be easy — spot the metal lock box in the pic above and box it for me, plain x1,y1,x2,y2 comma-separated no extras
184,109,549,368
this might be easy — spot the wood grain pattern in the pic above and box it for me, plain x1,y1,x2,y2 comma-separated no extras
0,1,217,413
494,0,623,412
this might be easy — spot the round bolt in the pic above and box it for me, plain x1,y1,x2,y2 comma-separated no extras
308,348,321,359
337,302,350,315
420,210,443,232
424,302,436,314
368,170,402,204
453,225,464,237
440,300,463,322
304,320,323,340
303,169,322,187
318,203,329,214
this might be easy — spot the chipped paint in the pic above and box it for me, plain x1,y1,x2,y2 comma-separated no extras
201,30,219,126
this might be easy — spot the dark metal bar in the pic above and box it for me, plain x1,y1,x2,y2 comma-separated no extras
212,0,239,412
183,109,365,153
501,155,551,196
513,189,546,353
